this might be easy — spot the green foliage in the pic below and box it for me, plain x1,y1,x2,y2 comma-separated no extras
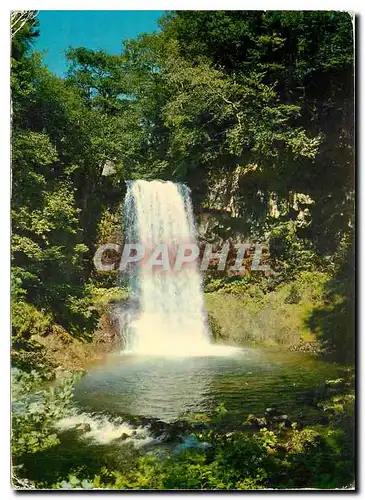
11,10,353,362
11,300,53,372
96,207,123,246
207,313,223,341
306,235,354,362
205,271,331,347
12,370,77,460
11,12,354,491
11,23,125,347
88,285,129,314
46,396,354,490
163,11,353,253
285,285,301,304
268,220,320,279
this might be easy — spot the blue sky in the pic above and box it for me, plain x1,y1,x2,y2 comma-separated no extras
33,10,165,77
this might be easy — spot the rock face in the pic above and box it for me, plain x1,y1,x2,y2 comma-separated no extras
197,165,314,248
110,299,139,350
195,166,254,247
101,159,117,176
94,311,121,349
196,210,250,247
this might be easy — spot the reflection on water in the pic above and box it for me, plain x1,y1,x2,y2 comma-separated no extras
74,348,341,424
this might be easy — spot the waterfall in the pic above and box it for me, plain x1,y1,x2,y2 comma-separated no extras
122,180,211,355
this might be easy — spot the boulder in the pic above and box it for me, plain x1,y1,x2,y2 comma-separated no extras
75,423,91,434
245,414,267,428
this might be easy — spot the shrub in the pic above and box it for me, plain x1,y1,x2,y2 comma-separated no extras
11,370,78,461
47,404,354,490
204,271,331,347
285,285,301,304
11,301,53,372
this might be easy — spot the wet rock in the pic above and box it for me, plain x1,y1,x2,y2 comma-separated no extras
245,414,267,428
75,423,91,434
146,419,189,442
265,408,292,427
128,415,192,443
148,420,170,437
272,414,292,428
265,408,282,418
168,422,189,441
256,417,267,427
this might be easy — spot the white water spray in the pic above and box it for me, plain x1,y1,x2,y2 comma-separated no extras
122,180,212,355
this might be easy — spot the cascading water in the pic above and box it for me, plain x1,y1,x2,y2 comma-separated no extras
122,180,211,355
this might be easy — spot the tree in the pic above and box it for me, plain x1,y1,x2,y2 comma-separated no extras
163,11,354,253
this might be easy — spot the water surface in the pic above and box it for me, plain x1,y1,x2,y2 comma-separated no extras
74,348,341,425
22,347,344,482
